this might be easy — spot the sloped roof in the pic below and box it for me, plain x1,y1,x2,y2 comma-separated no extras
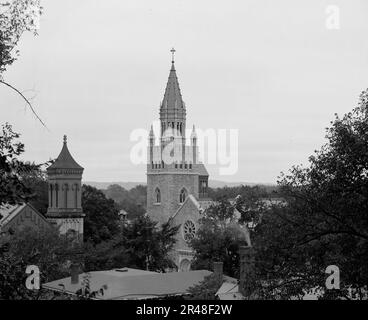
43,269,212,300
216,282,244,300
161,62,185,110
0,203,27,227
171,194,201,220
47,136,83,170
0,202,50,229
197,163,209,176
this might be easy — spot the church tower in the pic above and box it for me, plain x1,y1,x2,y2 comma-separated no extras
46,135,84,240
147,49,209,228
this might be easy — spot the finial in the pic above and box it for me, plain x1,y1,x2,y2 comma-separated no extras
191,125,197,139
63,135,67,144
170,47,176,63
149,125,155,137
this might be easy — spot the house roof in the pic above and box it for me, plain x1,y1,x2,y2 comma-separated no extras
43,268,212,300
0,202,50,231
0,203,27,227
216,282,244,300
47,135,83,171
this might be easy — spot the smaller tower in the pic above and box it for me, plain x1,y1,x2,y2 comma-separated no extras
46,135,84,240
149,125,155,165
190,125,198,165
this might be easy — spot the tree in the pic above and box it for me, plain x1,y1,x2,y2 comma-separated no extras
189,200,249,278
0,0,45,126
253,89,368,299
186,273,222,300
104,184,146,220
83,215,179,273
0,227,81,299
0,123,41,206
21,165,48,215
120,215,180,272
82,184,121,245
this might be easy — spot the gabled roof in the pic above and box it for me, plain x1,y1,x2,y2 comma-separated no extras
170,194,202,220
0,202,50,229
0,203,27,227
197,163,209,176
47,136,83,171
161,62,185,110
43,269,212,300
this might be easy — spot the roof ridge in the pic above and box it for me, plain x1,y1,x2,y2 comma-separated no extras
48,136,83,171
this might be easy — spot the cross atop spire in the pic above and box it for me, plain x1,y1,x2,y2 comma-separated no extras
170,47,176,63
63,135,67,144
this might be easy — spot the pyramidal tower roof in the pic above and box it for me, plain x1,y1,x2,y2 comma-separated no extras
47,135,83,171
161,48,185,109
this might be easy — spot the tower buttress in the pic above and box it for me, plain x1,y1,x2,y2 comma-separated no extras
191,125,197,164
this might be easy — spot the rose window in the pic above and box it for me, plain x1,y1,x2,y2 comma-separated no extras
183,220,196,242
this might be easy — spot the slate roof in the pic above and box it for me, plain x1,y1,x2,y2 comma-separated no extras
43,268,212,300
0,203,50,230
161,62,185,110
0,203,27,227
196,163,209,176
47,136,83,170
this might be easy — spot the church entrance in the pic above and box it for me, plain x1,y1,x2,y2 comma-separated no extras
179,259,191,272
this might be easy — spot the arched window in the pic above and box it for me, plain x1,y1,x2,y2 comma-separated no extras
73,183,79,208
63,183,69,208
49,184,53,207
155,188,161,204
179,188,187,203
55,183,59,207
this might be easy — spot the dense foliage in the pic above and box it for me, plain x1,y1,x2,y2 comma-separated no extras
82,185,121,245
0,227,81,299
253,89,368,299
190,200,251,278
0,123,41,206
103,184,146,220
207,185,278,201
186,273,223,300
84,215,180,272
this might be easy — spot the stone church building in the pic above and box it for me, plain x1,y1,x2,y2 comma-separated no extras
147,51,212,272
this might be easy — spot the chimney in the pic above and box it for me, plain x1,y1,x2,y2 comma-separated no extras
213,261,223,278
70,263,79,285
239,245,255,299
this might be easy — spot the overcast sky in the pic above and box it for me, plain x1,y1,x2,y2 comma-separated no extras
1,0,368,183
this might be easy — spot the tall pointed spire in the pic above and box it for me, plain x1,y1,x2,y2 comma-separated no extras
162,48,184,109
